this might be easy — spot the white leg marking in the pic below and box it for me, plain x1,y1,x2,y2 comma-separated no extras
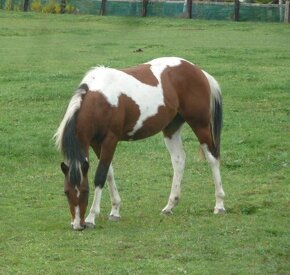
162,128,186,214
72,206,83,230
107,165,121,220
85,186,102,226
201,144,225,213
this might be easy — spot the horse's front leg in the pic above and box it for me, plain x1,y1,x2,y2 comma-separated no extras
85,185,103,228
107,164,121,221
85,134,118,228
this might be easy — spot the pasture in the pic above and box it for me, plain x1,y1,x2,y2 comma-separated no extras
0,11,289,274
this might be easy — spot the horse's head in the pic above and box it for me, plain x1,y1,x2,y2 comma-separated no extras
60,161,89,230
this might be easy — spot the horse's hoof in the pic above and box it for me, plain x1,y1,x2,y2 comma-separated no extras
161,209,173,215
71,222,86,231
109,215,121,222
214,208,226,214
85,222,96,229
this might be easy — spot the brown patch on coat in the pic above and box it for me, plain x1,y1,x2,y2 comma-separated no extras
123,64,159,86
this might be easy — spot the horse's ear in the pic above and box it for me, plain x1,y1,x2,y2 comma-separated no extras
61,162,69,175
82,161,89,176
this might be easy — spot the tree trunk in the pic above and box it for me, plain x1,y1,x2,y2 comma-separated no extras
23,0,29,11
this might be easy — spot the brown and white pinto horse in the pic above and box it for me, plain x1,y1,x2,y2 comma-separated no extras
55,57,225,230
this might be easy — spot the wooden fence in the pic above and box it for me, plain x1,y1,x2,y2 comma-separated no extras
1,0,289,23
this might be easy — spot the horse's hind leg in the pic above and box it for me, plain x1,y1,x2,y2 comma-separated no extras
202,144,225,213
162,120,186,214
194,127,225,214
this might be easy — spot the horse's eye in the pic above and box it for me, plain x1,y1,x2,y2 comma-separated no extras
64,190,69,197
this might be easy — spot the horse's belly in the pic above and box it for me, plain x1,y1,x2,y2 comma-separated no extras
121,106,176,141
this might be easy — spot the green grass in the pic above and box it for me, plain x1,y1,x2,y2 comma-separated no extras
0,11,289,274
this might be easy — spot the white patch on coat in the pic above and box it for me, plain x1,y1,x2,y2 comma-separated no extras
80,57,183,136
146,57,184,81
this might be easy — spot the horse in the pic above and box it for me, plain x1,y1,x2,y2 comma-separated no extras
54,57,225,230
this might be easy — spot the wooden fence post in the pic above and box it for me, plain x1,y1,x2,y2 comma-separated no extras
234,0,240,21
100,0,107,16
187,0,192,19
142,0,149,17
285,1,290,23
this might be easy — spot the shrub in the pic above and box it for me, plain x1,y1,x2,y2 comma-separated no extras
5,0,14,10
55,3,62,14
30,0,77,14
31,0,42,12
65,4,77,14
43,0,57,13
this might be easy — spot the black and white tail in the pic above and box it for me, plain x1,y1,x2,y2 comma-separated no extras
203,70,223,159
54,85,88,153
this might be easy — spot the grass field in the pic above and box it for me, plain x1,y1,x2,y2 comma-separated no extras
0,11,289,274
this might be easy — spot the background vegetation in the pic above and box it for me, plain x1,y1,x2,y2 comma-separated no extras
0,11,289,274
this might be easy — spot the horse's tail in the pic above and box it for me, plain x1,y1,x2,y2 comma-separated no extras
203,71,223,159
54,84,89,153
